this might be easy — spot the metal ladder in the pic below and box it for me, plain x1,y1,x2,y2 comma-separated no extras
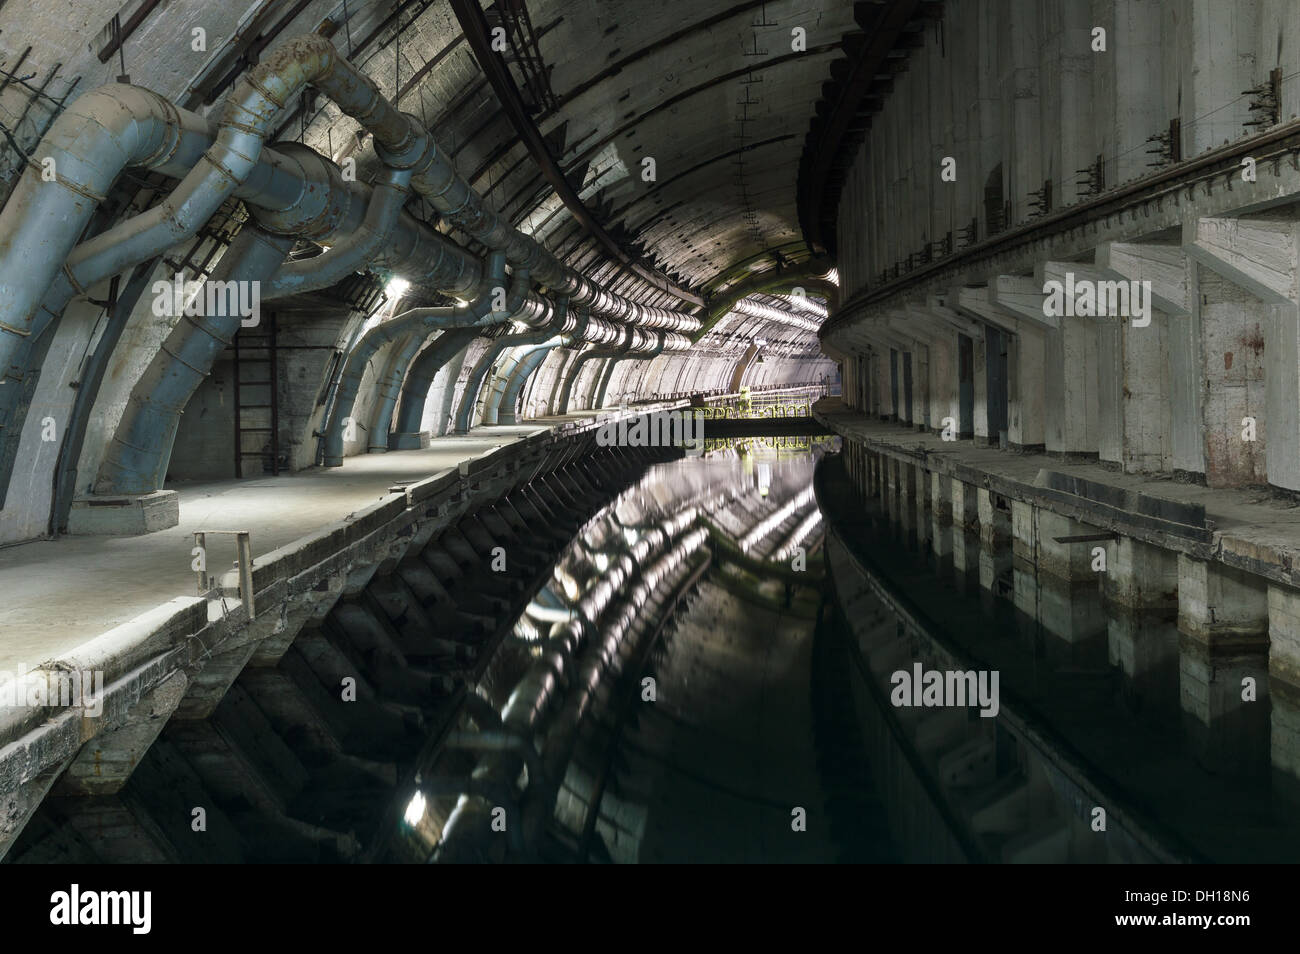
232,312,280,478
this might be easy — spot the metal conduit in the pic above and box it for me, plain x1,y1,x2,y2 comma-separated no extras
555,326,662,415
388,328,481,441
372,266,540,448
732,298,823,334
452,296,574,434
0,34,701,502
93,228,295,494
491,306,592,426
479,307,584,427
319,251,513,465
593,330,667,410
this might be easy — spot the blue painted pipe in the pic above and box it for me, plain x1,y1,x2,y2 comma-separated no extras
388,328,480,439
92,228,294,494
452,295,569,434
593,331,667,409
491,306,589,425
320,253,528,465
555,326,635,415
385,265,536,443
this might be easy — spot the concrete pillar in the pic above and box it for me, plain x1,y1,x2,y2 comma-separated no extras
908,304,968,436
878,348,899,421
990,276,1055,453
1007,341,1046,449
930,470,953,564
1185,214,1300,490
951,477,981,591
972,331,990,443
978,488,1012,599
1034,262,1106,458
913,345,931,431
1267,584,1300,789
913,463,931,552
1103,537,1180,716
1177,556,1271,773
1096,242,1199,476
956,282,1050,451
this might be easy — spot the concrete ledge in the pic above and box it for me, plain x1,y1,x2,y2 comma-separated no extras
818,399,1300,588
1034,469,1210,543
0,597,204,746
460,446,506,477
394,468,459,505
67,491,179,536
388,431,431,450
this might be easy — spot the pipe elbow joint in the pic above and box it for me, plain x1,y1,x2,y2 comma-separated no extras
374,112,429,171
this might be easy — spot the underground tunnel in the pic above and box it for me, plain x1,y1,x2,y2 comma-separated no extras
0,0,1290,916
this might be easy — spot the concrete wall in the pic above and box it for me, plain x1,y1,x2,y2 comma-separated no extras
828,0,1300,493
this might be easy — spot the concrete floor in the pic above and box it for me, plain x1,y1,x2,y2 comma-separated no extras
0,419,601,677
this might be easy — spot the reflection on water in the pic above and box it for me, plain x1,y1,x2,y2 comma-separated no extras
821,448,1300,863
555,436,897,863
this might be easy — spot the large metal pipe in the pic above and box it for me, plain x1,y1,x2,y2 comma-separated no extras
388,328,481,442
556,326,667,415
732,298,822,334
366,264,535,450
65,35,421,295
491,307,592,425
555,329,628,416
401,139,698,333
261,166,411,300
371,264,539,447
93,228,294,494
0,33,693,390
26,36,420,369
452,296,573,434
593,331,667,410
0,34,702,507
0,60,464,505
491,344,557,426
320,252,520,465
61,35,694,333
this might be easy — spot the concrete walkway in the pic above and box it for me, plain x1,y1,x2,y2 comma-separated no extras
0,419,599,676
816,398,1300,584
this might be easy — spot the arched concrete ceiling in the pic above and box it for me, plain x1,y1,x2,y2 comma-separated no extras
291,0,858,319
0,0,852,355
